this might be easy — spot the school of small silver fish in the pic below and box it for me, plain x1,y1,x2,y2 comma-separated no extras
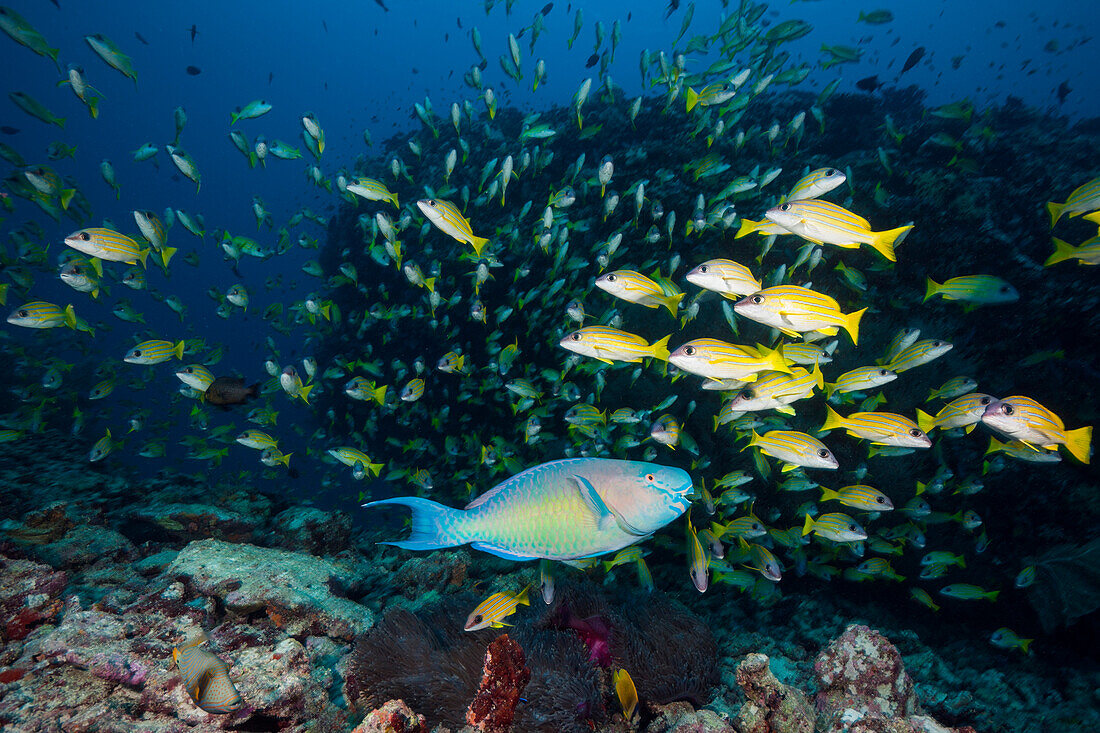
1,0,1096,690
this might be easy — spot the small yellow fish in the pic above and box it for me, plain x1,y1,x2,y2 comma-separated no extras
613,668,638,721
464,584,530,631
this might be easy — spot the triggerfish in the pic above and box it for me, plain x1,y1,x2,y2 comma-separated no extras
172,632,242,714
364,458,692,561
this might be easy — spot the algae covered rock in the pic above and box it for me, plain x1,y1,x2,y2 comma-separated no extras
166,538,374,639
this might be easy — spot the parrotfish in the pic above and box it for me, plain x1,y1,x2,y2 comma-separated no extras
364,458,692,561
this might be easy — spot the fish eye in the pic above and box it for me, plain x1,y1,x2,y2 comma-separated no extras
825,168,837,176
473,614,482,623
780,204,791,212
817,448,829,457
606,274,616,281
909,428,923,437
979,396,991,405
698,265,708,273
1002,404,1014,415
684,345,696,356
645,473,655,482
428,199,437,206
184,367,194,374
848,523,857,531
876,496,885,504
751,295,764,304
570,332,581,341
999,285,1010,292
80,232,90,241
932,340,943,347
752,522,762,531
132,350,141,357
740,389,754,399
878,369,888,376
17,310,27,317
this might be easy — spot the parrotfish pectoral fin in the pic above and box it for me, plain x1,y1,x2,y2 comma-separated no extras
571,475,649,537
362,496,465,551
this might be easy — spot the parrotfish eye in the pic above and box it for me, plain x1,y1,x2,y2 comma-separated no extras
645,473,655,482
751,295,764,304
79,231,91,241
817,448,829,458
683,345,696,356
570,332,582,341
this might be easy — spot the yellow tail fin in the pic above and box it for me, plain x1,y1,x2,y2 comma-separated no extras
1044,238,1078,267
819,486,839,502
1046,200,1065,228
1063,425,1092,464
868,225,911,262
650,335,672,361
923,278,940,302
685,87,699,112
661,291,686,317
761,344,792,374
801,514,816,536
915,409,935,434
843,308,866,346
821,404,846,432
470,235,490,257
735,218,763,239
172,341,185,360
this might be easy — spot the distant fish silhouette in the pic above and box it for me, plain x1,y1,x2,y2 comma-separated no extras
899,47,926,76
186,66,201,76
540,2,553,14
1057,81,1071,105
1,126,20,135
134,32,149,45
188,24,198,43
374,0,389,11
856,75,883,92
586,53,599,68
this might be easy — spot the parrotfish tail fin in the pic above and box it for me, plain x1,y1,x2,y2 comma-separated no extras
298,384,313,405
470,235,490,257
1046,200,1064,229
843,308,866,346
173,341,185,360
63,304,77,329
1063,425,1092,464
735,218,760,239
915,409,935,434
363,496,466,551
801,514,815,537
685,87,699,112
650,334,672,362
821,404,845,433
869,225,910,262
88,96,100,119
60,188,75,210
923,278,940,302
1044,238,1077,267
137,248,150,269
819,486,838,502
662,291,686,316
389,193,399,208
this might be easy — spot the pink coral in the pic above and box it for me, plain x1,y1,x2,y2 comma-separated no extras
465,634,531,733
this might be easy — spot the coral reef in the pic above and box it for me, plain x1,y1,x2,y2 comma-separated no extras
733,653,814,733
352,699,428,733
465,633,531,733
166,538,374,639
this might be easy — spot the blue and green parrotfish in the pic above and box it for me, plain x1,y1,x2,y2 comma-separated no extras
364,458,692,561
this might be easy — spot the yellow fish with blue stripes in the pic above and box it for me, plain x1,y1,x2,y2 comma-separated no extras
765,199,912,261
784,167,846,202
64,228,149,270
464,583,531,630
347,177,399,208
173,632,242,714
6,301,77,330
1047,175,1100,227
981,396,1092,464
822,405,931,448
417,198,490,257
123,339,184,365
560,326,671,364
734,285,866,345
595,270,685,316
